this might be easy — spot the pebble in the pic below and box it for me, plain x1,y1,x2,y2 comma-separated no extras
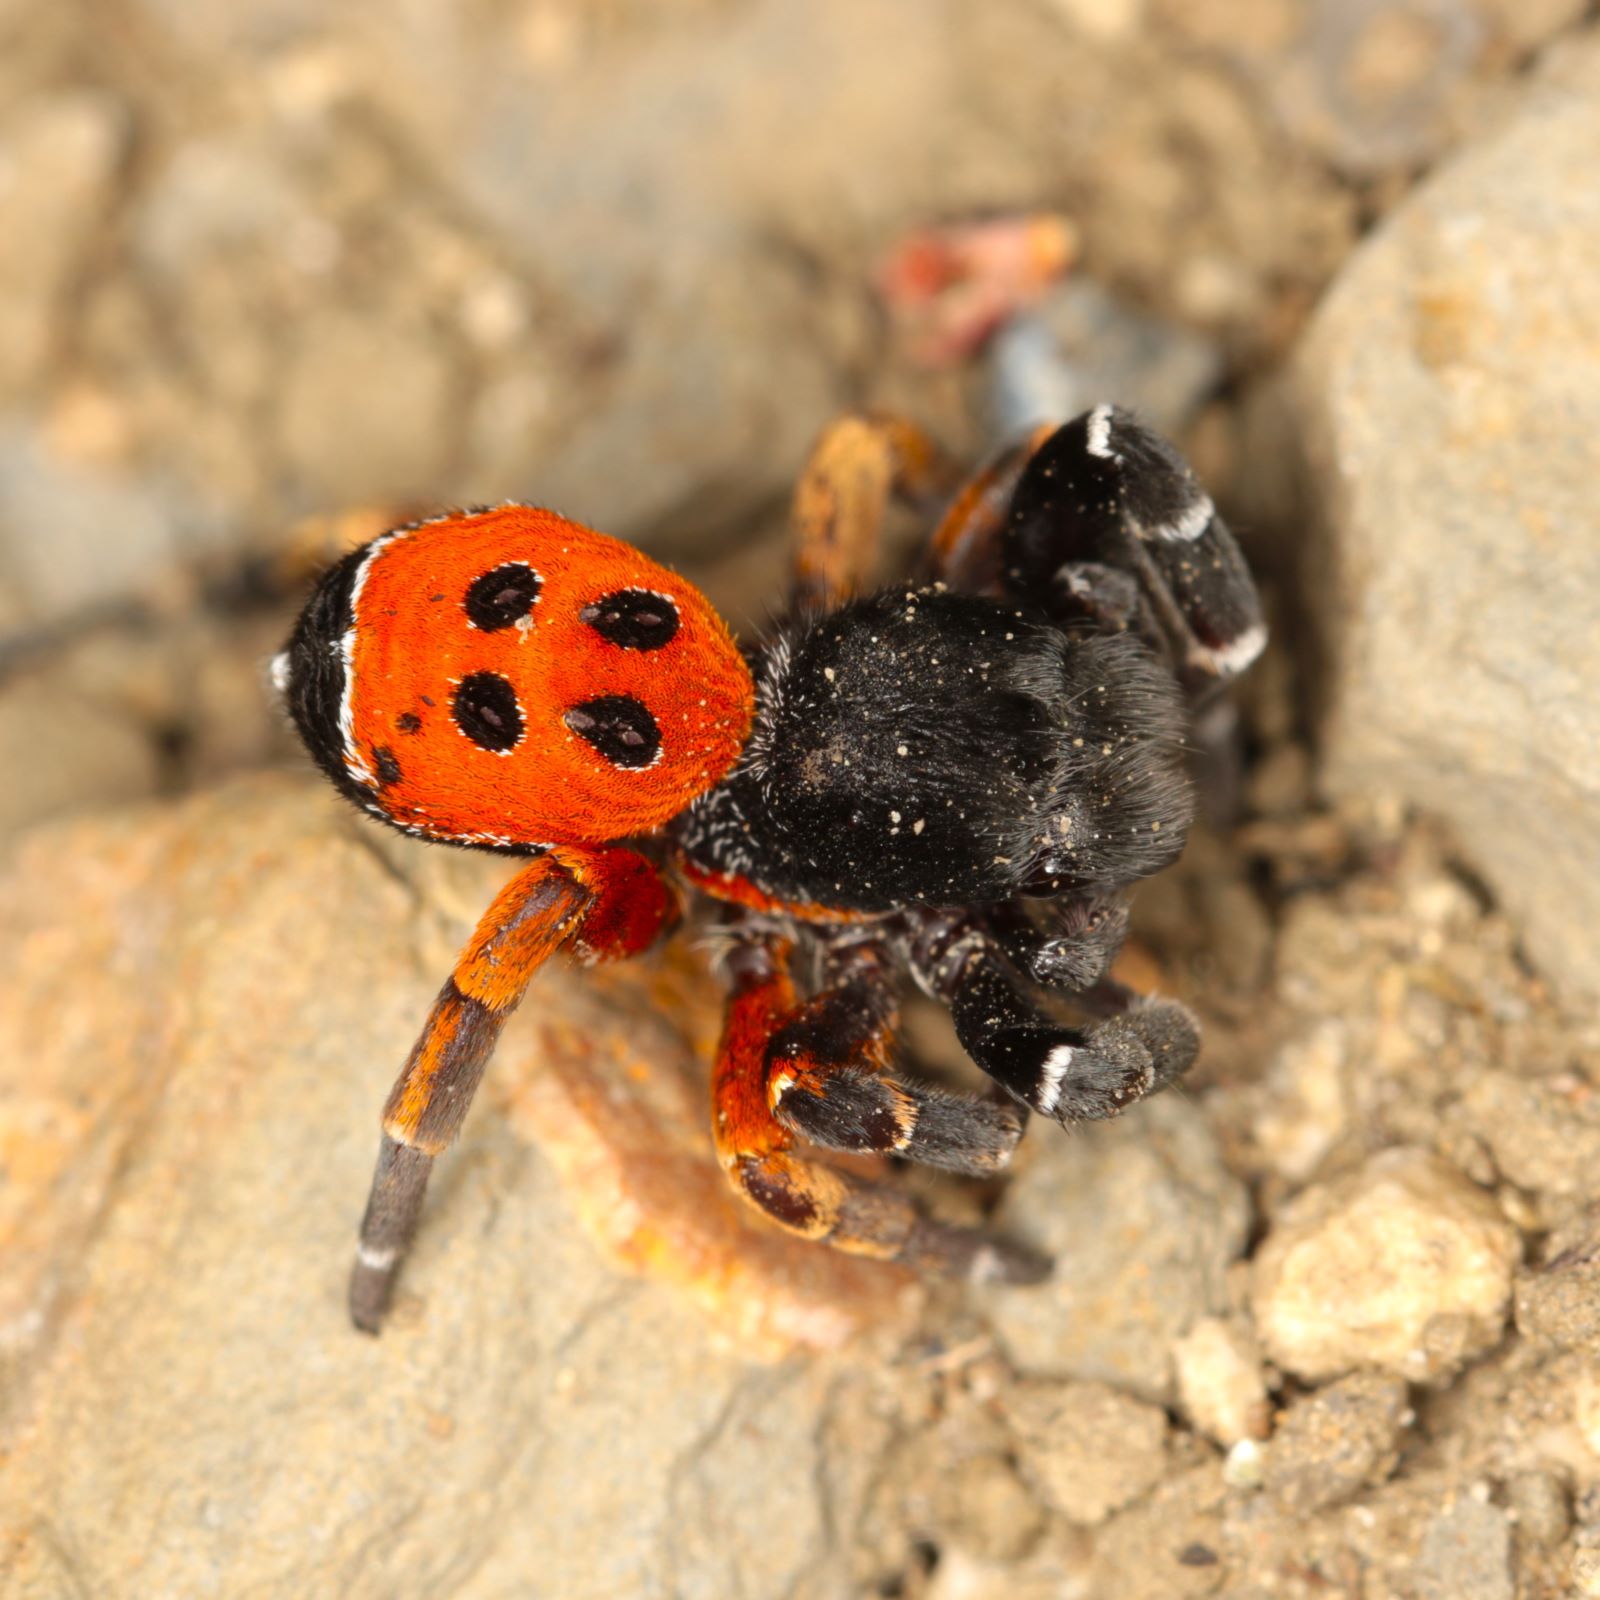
1505,1467,1571,1549
1414,1495,1515,1600
1261,1371,1410,1512
1222,1438,1265,1491
1251,1147,1518,1383
1000,1379,1169,1526
1173,1316,1271,1446
1574,1366,1600,1459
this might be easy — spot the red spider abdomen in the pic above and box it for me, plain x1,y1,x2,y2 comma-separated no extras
283,507,756,849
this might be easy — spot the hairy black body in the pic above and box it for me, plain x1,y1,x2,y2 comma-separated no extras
674,587,1192,912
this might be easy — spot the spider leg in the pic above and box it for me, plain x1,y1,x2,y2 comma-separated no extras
789,413,957,611
767,935,1028,1177
350,846,675,1332
912,918,1199,1126
921,425,1051,594
712,936,1046,1284
983,893,1131,993
1000,405,1266,698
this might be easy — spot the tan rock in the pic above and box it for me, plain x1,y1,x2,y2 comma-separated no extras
1464,1070,1600,1199
1251,1148,1518,1384
1250,1019,1350,1184
0,776,914,1598
1415,1495,1514,1600
1574,1365,1600,1459
927,1452,1048,1564
1088,1463,1228,1600
1296,36,1600,1003
988,1094,1249,1403
1261,1371,1411,1512
1174,1315,1270,1446
1516,1207,1600,1350
1000,1379,1169,1526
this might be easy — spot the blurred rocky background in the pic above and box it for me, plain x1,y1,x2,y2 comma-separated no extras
4,1,1600,1596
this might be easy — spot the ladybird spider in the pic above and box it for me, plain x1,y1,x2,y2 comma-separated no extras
275,405,1265,1332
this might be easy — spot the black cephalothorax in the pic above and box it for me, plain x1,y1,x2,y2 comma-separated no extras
675,586,1192,911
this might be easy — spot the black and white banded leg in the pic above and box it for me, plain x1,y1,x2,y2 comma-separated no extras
766,937,1029,1178
711,931,1047,1285
914,923,1198,1124
984,894,1132,992
1001,404,1267,699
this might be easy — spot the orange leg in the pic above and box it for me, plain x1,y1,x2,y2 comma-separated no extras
789,413,958,611
710,940,1044,1283
351,846,676,1331
923,424,1055,594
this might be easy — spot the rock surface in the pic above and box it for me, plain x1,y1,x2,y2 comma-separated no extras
0,680,163,841
1001,1379,1170,1526
1173,1316,1271,1446
1251,1147,1518,1384
1087,1464,1228,1600
1463,1070,1600,1199
1262,1371,1411,1512
0,93,124,397
4,6,1600,1592
924,1450,1048,1565
1516,1208,1600,1351
0,777,913,1599
988,1095,1250,1403
1415,1495,1515,1600
1296,34,1600,1004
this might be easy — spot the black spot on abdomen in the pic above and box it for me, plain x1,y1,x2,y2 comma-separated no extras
454,672,524,752
563,695,660,768
465,564,542,631
580,589,679,651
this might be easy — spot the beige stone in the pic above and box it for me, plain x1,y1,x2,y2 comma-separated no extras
989,1094,1249,1403
0,776,913,1598
1251,1148,1518,1383
1297,36,1600,1003
1001,1379,1169,1526
1174,1315,1270,1445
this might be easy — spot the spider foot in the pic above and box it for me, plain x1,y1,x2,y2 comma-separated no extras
349,1133,434,1334
902,1218,1053,1286
774,1065,1028,1177
947,945,1199,1124
1040,999,1200,1122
